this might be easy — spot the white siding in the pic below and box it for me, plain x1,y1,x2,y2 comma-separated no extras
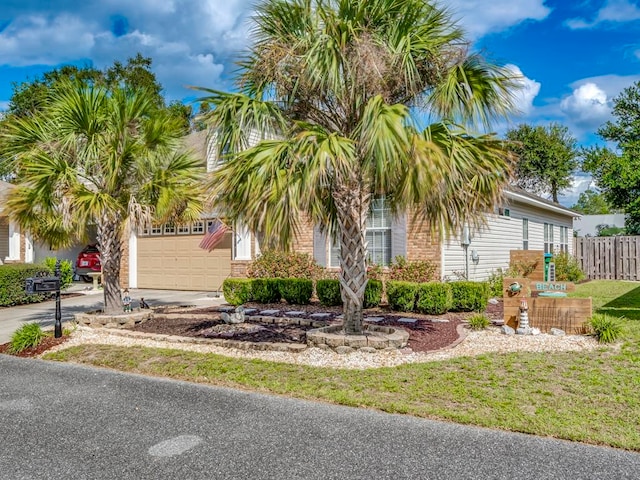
442,200,575,281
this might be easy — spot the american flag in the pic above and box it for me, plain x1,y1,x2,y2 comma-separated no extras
199,219,229,252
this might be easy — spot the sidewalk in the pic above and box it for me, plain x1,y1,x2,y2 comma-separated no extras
0,283,227,343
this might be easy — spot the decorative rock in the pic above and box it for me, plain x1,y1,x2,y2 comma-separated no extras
501,325,515,335
284,311,306,317
550,328,566,336
287,344,307,353
397,318,418,326
365,317,384,323
243,308,258,315
430,318,450,323
488,298,499,305
531,328,541,335
309,312,332,320
316,344,331,350
221,306,245,324
335,346,355,354
219,306,235,313
516,327,532,335
259,309,280,316
359,347,377,353
493,319,505,326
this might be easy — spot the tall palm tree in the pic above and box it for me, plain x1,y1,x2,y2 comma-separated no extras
197,0,518,334
1,82,204,313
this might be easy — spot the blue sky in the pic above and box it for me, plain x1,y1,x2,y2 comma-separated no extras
1,0,639,205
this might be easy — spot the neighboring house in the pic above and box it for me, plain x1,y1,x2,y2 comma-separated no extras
0,180,34,264
573,213,626,237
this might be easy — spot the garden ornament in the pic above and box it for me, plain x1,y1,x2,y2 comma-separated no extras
509,282,522,293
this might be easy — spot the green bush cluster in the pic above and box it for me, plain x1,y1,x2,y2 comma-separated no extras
468,313,490,330
416,282,452,315
487,268,505,298
0,264,51,307
279,278,313,305
364,279,383,308
387,279,489,314
44,257,74,290
251,278,282,303
316,279,342,306
553,252,586,282
388,256,436,283
386,281,418,311
9,323,47,354
222,278,254,306
449,281,489,312
247,250,322,279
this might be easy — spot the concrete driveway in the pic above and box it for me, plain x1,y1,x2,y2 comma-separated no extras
0,284,226,343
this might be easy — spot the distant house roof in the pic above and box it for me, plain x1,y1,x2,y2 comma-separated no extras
505,187,581,218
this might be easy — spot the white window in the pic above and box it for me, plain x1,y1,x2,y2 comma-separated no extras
522,218,529,250
559,226,569,253
151,224,162,236
544,223,554,253
498,207,510,217
164,224,176,235
330,198,392,267
192,221,205,234
177,224,190,235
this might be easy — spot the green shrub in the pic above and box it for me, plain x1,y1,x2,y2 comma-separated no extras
553,252,586,282
416,282,452,315
364,279,383,308
449,281,489,312
389,256,436,283
8,323,47,354
589,314,623,344
44,257,74,290
387,281,418,312
468,313,490,330
487,268,505,298
317,279,342,306
251,278,282,303
279,278,313,305
247,251,322,279
222,278,254,306
0,264,50,307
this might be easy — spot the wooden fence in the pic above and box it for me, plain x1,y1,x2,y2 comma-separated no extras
573,236,640,281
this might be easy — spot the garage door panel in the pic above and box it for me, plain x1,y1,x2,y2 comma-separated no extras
137,232,232,290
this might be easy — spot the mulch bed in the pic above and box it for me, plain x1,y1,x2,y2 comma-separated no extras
2,300,505,357
0,335,70,358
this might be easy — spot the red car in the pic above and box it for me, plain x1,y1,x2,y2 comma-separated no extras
76,245,101,282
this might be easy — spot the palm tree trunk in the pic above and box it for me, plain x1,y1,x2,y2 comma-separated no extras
334,183,370,335
97,218,123,314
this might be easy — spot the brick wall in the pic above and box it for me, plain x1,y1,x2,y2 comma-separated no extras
292,214,314,255
406,218,441,278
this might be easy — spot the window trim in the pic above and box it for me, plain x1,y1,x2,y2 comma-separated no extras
522,218,529,250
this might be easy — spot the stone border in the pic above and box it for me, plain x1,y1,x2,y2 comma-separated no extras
75,311,151,329
306,324,410,353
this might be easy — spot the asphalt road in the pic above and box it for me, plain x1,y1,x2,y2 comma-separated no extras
1,356,639,479
0,287,225,343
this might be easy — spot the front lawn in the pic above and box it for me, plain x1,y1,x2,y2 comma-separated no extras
45,280,640,451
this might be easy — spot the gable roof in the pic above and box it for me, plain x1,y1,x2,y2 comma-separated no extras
505,187,581,218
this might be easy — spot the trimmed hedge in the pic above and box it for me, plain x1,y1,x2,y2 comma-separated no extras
416,282,452,315
279,278,313,305
387,281,418,312
449,281,490,312
364,279,383,308
0,264,51,307
251,278,282,304
222,278,254,306
317,279,342,306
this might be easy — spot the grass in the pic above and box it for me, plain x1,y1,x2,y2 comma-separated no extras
44,280,640,451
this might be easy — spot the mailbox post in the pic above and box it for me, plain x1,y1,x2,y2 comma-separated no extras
25,261,62,338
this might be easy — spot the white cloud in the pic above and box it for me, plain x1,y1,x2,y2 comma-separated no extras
448,0,551,38
560,82,611,129
505,65,541,116
566,0,640,29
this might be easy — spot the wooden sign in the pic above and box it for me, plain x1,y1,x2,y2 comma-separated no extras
529,281,576,293
509,250,545,281
503,296,592,334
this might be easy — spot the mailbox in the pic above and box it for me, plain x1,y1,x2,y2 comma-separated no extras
25,276,61,294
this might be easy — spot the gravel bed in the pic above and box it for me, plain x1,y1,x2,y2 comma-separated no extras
45,325,602,370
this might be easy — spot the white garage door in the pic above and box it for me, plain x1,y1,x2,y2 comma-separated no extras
137,221,232,291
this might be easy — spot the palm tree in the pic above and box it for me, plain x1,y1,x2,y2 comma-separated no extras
1,82,204,313
197,0,517,334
